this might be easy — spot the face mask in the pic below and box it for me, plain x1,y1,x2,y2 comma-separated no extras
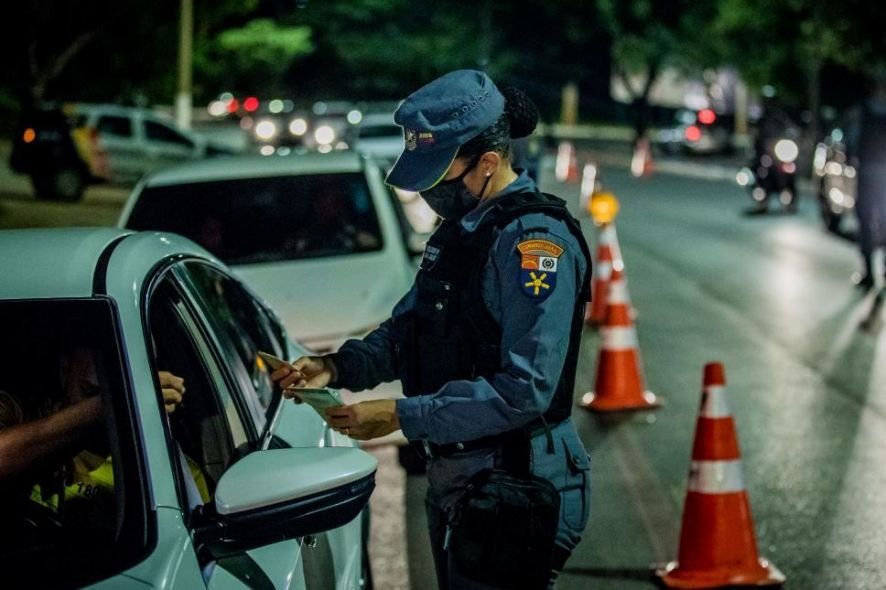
421,157,488,220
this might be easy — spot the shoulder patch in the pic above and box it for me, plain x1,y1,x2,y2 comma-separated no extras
517,239,563,300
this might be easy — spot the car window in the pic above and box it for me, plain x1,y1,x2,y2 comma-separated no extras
126,173,385,265
0,299,149,587
97,115,133,138
144,120,194,148
146,276,252,503
178,262,286,419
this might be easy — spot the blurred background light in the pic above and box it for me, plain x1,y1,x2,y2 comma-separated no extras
289,118,308,136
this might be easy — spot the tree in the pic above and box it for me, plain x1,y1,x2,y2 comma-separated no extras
704,0,886,138
596,0,712,141
196,19,314,97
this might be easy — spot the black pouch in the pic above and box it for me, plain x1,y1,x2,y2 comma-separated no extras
448,467,560,590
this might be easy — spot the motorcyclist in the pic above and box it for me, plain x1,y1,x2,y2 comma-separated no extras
750,92,800,211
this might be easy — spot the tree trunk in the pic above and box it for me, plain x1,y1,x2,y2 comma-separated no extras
27,31,98,103
806,58,822,162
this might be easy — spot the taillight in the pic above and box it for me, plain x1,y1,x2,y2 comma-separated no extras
698,109,717,125
685,125,702,142
22,128,36,143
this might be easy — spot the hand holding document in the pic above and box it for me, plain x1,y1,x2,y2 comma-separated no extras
260,351,343,418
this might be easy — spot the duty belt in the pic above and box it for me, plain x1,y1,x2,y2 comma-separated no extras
421,419,565,459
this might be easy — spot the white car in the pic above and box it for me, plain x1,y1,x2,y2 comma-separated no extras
75,103,235,184
119,153,428,411
0,228,375,588
353,113,404,164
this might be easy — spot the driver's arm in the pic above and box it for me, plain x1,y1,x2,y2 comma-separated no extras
0,395,102,480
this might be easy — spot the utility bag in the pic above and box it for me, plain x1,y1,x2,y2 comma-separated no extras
448,465,560,590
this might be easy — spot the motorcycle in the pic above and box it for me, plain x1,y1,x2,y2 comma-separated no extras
737,131,801,212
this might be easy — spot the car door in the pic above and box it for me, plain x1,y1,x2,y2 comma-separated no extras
141,118,199,175
144,267,314,590
177,261,367,590
94,113,142,183
162,260,363,589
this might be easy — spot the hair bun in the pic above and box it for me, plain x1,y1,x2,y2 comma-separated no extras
501,86,539,139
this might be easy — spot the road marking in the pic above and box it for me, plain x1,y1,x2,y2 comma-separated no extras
611,425,682,563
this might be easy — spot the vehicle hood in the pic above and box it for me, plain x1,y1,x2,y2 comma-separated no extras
234,251,412,346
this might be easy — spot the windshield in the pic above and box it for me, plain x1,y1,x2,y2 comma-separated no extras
127,173,384,265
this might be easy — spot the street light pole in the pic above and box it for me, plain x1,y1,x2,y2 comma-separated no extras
176,0,193,130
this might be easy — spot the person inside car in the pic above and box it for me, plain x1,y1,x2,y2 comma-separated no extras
0,344,190,530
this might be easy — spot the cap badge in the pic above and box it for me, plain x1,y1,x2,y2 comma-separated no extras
405,129,418,151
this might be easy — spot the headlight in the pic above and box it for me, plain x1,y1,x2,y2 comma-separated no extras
255,119,278,141
774,139,798,163
314,125,336,145
289,118,307,136
736,168,753,187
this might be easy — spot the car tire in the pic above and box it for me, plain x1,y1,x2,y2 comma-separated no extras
32,165,85,202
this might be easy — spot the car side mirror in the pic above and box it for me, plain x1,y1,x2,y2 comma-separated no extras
193,447,376,560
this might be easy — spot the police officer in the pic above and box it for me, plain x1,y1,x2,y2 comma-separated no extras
273,70,592,589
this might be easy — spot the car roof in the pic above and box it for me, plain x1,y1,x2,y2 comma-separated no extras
0,228,212,299
73,103,173,120
359,113,397,127
141,151,369,187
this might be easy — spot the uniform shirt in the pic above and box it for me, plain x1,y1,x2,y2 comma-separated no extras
331,170,588,445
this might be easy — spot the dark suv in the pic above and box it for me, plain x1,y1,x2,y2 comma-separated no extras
9,104,107,201
11,103,236,202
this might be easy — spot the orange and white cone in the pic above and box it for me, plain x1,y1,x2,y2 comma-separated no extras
656,363,785,588
585,222,620,326
580,264,659,411
555,141,579,183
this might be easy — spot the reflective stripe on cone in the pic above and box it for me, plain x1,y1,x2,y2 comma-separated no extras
586,223,619,326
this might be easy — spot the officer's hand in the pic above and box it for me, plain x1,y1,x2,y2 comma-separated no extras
159,371,186,414
271,356,338,399
325,399,400,441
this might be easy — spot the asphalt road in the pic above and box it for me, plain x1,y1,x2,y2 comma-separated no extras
2,145,882,590
548,159,881,590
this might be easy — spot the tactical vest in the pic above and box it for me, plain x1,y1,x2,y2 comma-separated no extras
392,190,592,428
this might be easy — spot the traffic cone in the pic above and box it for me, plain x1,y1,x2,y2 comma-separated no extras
580,263,659,411
585,222,620,326
631,136,654,178
655,363,785,588
579,162,598,213
555,141,579,183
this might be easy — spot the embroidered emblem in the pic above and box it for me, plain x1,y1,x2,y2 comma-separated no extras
517,239,563,300
405,129,417,151
417,131,435,148
524,271,551,296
